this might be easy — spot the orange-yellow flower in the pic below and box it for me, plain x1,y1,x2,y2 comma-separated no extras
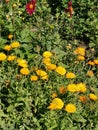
43,51,52,58
48,98,64,110
87,70,94,77
7,55,16,61
4,45,12,51
20,68,30,75
76,83,87,93
66,72,76,79
30,75,38,81
93,59,98,65
51,93,57,98
46,63,56,71
17,59,28,68
8,34,13,39
87,61,95,66
42,58,51,65
65,103,76,113
56,66,66,75
11,41,20,48
77,55,85,61
79,96,87,103
0,53,7,61
89,93,97,101
74,47,85,56
59,86,66,94
36,69,48,80
67,84,77,92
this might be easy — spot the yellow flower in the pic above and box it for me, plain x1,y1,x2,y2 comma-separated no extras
36,69,47,76
89,93,97,101
43,51,52,58
46,63,56,70
7,55,16,61
74,47,85,56
41,75,48,80
76,83,87,93
13,4,17,8
20,68,30,75
8,34,13,39
17,59,28,68
36,69,48,80
65,103,76,113
48,98,64,110
87,70,94,77
42,58,51,65
66,72,76,79
11,41,20,48
67,84,77,92
56,66,66,75
87,61,95,66
93,59,98,65
0,53,7,61
30,75,38,81
77,55,85,61
51,93,57,98
4,45,12,51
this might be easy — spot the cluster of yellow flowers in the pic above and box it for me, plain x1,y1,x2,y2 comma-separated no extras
48,98,76,113
42,51,76,78
87,59,98,66
74,47,85,61
48,82,98,113
4,41,20,51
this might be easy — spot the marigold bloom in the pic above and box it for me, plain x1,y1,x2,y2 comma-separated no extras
43,51,52,58
79,96,87,103
59,86,66,94
66,72,76,79
8,34,13,39
36,69,48,80
26,0,36,15
42,58,51,65
20,68,30,75
36,69,47,77
0,53,7,61
76,83,87,93
11,41,20,48
7,55,16,61
30,75,38,81
65,103,76,113
56,66,66,75
51,93,57,98
89,93,97,101
48,98,64,110
87,70,94,77
17,59,28,68
87,61,95,66
46,63,56,71
4,45,12,51
74,47,85,56
93,59,98,65
77,55,85,61
67,84,77,92
41,75,48,80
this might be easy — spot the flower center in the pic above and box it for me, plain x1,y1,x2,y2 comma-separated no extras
29,4,33,9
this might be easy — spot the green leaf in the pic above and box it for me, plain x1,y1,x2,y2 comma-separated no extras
72,114,86,123
7,105,14,112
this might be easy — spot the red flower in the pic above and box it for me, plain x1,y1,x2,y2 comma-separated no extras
65,0,74,18
26,0,36,15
